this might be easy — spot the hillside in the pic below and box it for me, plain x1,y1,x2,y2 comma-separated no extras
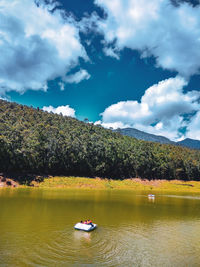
0,100,200,181
114,128,200,150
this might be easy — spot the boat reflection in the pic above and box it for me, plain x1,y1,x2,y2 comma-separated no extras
74,231,91,243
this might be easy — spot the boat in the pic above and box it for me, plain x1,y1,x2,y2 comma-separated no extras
148,194,155,198
74,222,97,232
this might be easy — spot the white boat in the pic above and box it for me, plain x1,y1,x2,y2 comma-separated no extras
148,194,155,198
74,222,97,232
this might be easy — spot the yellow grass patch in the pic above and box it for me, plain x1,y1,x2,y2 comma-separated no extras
31,176,200,193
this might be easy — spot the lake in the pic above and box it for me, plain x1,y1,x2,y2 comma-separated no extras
0,188,200,266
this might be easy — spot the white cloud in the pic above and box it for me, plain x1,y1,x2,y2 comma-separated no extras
43,105,76,117
0,96,8,101
103,47,120,59
95,0,200,77
63,69,91,84
0,0,88,95
186,111,200,140
58,82,65,91
94,120,130,129
98,76,200,140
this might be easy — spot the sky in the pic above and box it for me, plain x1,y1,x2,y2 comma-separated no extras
0,0,200,141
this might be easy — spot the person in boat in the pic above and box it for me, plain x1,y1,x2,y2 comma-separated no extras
83,220,88,224
80,220,83,224
87,220,93,226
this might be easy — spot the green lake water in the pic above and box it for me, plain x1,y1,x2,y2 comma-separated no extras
0,188,200,266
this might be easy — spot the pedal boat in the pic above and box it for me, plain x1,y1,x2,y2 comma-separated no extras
148,194,155,198
74,222,97,232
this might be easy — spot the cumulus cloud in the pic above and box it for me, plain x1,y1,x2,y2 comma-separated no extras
63,69,91,84
98,76,200,140
186,111,200,140
94,120,130,129
0,0,88,95
43,105,76,117
95,0,200,77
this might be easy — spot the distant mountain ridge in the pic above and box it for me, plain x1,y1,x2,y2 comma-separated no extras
114,128,200,150
177,138,200,150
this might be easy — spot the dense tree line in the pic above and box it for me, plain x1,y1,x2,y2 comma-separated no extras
0,100,200,180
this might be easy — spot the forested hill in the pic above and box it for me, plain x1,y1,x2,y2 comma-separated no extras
0,100,200,181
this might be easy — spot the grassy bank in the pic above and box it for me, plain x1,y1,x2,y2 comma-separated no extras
1,175,200,192
27,176,200,193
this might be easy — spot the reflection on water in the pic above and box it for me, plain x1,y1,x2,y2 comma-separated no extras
0,189,200,266
74,231,91,243
164,194,200,200
148,196,155,203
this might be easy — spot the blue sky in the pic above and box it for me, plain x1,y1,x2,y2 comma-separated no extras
0,0,200,140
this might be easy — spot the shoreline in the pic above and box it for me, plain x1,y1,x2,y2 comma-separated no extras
1,176,200,193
